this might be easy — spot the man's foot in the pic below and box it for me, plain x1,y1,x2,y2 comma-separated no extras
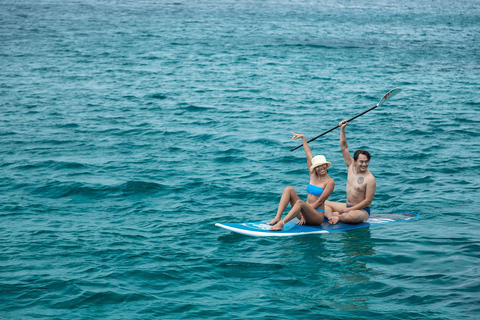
328,216,340,225
269,220,285,231
267,218,280,225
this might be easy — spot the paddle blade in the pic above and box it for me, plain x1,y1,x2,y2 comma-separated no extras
376,87,402,107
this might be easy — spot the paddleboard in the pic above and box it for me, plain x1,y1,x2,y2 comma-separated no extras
215,212,419,237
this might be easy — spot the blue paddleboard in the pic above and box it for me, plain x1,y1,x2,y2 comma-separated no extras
215,212,419,237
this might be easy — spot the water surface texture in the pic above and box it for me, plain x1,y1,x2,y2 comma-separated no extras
1,0,479,319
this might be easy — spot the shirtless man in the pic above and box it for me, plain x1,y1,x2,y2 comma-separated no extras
325,120,376,224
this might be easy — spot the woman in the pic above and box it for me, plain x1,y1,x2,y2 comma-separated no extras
268,132,335,231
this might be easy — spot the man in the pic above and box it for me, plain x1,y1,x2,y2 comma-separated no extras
325,120,376,224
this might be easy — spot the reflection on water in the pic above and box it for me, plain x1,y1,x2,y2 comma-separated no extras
215,227,378,313
318,228,376,312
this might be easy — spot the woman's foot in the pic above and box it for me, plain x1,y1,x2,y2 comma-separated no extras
267,217,281,225
269,220,285,231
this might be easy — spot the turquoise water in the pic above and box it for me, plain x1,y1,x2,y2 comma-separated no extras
1,0,479,319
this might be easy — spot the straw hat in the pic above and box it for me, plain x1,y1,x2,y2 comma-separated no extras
310,155,331,172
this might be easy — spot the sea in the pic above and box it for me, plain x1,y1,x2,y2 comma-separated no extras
1,0,479,319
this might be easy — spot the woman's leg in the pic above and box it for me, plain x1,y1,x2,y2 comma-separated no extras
267,186,300,225
270,200,324,231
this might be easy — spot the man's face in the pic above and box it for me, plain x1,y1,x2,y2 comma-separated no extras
355,154,369,172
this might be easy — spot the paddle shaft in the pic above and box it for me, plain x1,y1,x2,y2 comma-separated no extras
290,103,379,152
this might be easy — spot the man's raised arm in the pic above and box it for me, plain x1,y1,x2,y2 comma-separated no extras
339,120,354,167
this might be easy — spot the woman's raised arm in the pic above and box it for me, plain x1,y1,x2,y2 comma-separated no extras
291,132,313,169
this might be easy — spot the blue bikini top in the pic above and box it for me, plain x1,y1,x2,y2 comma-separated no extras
307,184,324,197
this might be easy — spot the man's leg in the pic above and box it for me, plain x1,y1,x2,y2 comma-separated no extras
324,201,347,219
328,209,369,225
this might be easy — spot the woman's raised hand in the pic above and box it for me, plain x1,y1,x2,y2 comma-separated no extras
290,132,305,140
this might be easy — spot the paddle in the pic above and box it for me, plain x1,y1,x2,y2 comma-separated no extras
290,88,402,152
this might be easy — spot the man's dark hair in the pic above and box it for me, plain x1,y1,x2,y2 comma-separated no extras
354,150,371,161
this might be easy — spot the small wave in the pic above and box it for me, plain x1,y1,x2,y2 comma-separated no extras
218,148,243,156
0,203,25,216
0,130,17,136
145,93,167,100
248,138,281,146
192,133,214,141
57,123,80,129
142,55,162,60
16,160,88,171
50,290,154,309
34,181,112,199
179,104,216,112
121,180,166,196
283,40,365,50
